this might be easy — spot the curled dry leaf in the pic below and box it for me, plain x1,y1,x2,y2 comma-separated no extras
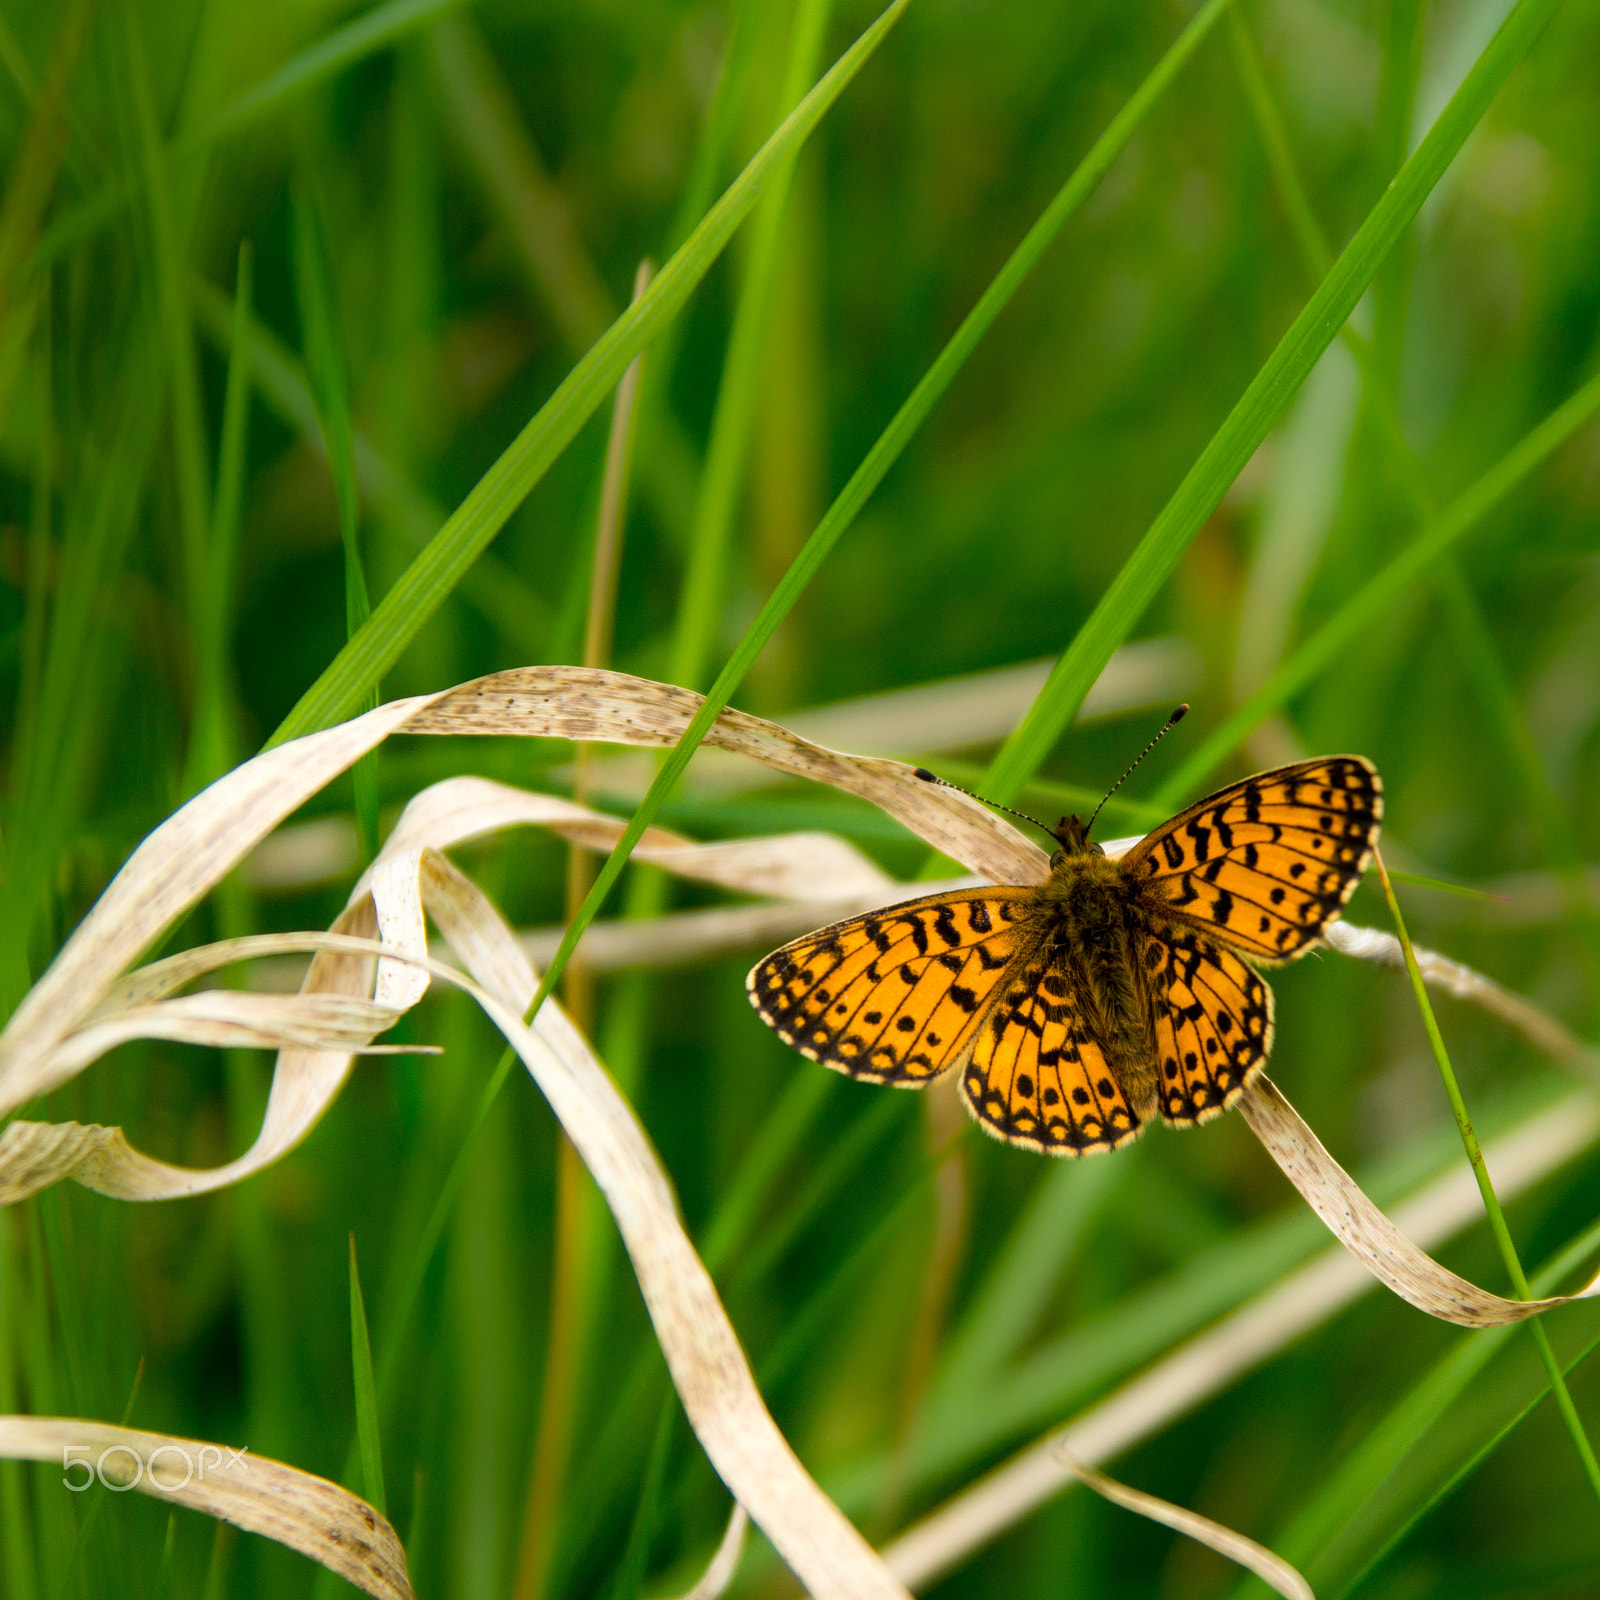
1,662,1592,1591
373,775,897,904
365,846,910,1600
1237,1075,1600,1327
0,1416,412,1600
0,666,1027,1205
1,663,1588,1319
1324,918,1600,1074
883,1090,1600,1586
402,666,1045,884
1052,1448,1313,1600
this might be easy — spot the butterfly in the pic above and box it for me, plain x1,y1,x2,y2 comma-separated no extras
747,756,1382,1156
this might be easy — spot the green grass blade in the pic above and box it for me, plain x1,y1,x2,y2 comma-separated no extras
122,4,210,615
1374,851,1600,1502
201,0,471,146
981,0,1567,805
1332,1311,1600,1597
188,272,553,659
1235,1219,1600,1600
1154,360,1600,810
516,0,1243,1028
184,241,253,795
268,0,915,746
667,0,833,695
0,1219,40,1600
934,1156,1126,1399
290,173,379,854
290,177,369,639
348,1234,388,1518
33,0,474,271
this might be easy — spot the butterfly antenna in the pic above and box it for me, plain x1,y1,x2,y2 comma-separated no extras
1086,704,1190,837
912,768,1060,849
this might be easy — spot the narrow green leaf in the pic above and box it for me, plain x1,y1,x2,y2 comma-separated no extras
122,3,210,610
348,1234,388,1518
519,0,1242,1033
1240,1219,1600,1600
0,1220,40,1600
269,0,916,746
184,240,253,796
291,174,379,855
1374,851,1600,1502
290,178,369,637
1154,361,1600,810
668,0,834,694
981,0,1568,805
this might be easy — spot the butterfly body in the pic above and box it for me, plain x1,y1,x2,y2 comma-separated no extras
749,756,1382,1158
1028,836,1164,1121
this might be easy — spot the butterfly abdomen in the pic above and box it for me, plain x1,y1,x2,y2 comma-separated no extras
1037,854,1162,1119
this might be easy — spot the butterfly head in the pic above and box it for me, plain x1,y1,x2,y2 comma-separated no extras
1049,814,1101,864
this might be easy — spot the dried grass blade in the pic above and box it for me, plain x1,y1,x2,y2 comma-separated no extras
0,1416,412,1600
406,666,1043,883
1238,1075,1600,1327
882,1091,1600,1585
375,774,896,902
0,694,434,1107
1053,1448,1313,1600
1326,919,1600,1075
368,849,909,1599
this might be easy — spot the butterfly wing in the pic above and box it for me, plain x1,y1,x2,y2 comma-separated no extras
960,955,1144,1156
747,889,1035,1084
1143,924,1273,1127
1123,756,1382,962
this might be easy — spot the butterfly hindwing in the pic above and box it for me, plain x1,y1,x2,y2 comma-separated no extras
1144,924,1273,1126
746,889,1033,1084
1125,756,1382,961
960,955,1143,1155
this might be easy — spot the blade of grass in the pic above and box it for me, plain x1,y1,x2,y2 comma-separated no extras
517,0,1244,1035
185,241,253,796
610,1399,677,1600
1334,1307,1600,1597
1373,847,1600,1502
0,1218,40,1600
1433,564,1600,992
980,0,1569,806
290,173,379,857
1227,1217,1600,1600
348,1235,387,1519
933,1156,1126,1402
0,322,165,1019
123,2,210,623
1152,361,1600,811
514,260,653,1600
668,0,834,696
188,272,553,659
1228,4,1600,989
31,0,475,268
268,0,915,746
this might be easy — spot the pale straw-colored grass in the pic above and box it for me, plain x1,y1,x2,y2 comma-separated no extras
2,665,1592,1593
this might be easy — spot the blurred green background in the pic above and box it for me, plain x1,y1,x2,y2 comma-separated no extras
2,0,1600,1596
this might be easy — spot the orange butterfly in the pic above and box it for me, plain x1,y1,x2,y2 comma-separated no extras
747,756,1382,1156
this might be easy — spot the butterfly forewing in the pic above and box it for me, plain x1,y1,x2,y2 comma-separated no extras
1125,756,1382,961
746,889,1034,1085
1143,926,1273,1126
961,957,1143,1155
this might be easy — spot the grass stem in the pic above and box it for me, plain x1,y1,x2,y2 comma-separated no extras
1373,847,1600,1504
